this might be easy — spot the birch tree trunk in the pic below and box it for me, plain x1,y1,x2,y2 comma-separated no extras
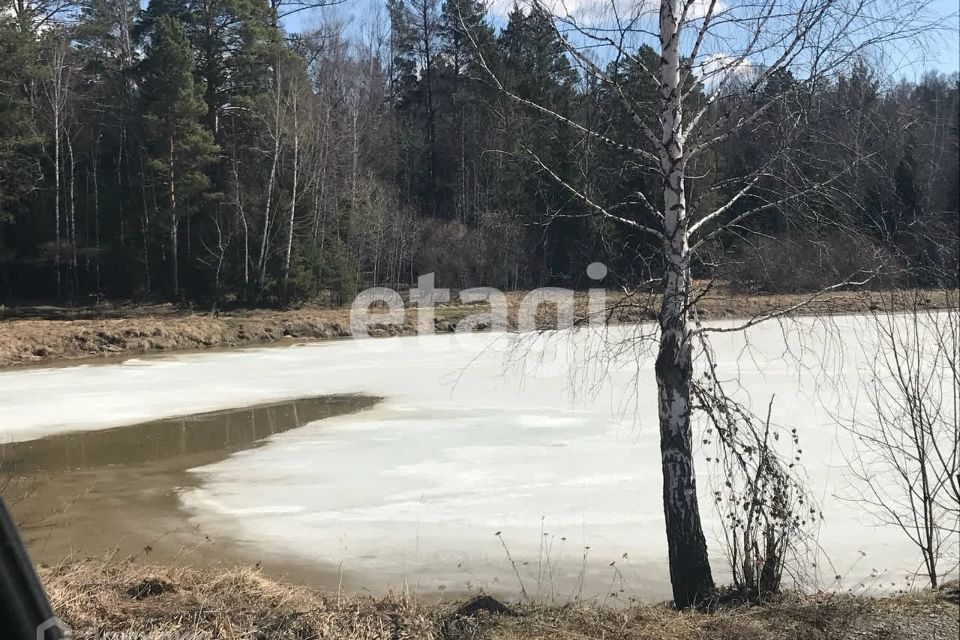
138,147,151,296
67,134,77,288
283,90,299,291
259,64,282,291
42,35,71,299
461,0,935,610
117,137,125,243
654,0,713,608
311,106,330,252
231,152,250,292
53,100,61,298
92,135,101,294
169,137,178,296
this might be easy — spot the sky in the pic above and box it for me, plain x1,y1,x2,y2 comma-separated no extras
287,0,959,78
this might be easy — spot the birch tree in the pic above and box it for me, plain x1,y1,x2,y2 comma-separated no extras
39,30,73,298
0,0,951,307
461,0,940,607
281,55,313,293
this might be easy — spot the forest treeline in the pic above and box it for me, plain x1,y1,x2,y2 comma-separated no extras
0,0,957,305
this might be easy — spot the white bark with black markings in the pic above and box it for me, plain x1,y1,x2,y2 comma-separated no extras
653,0,714,607
463,0,938,608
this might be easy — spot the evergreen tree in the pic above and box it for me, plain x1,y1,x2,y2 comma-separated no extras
586,45,663,280
141,0,277,137
0,2,955,302
440,0,493,81
496,4,582,284
389,0,443,215
140,15,217,296
0,6,41,224
74,0,142,291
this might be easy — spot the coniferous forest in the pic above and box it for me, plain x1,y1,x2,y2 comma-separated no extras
0,0,957,306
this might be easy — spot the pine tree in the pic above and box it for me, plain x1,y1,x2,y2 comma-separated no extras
437,0,496,223
75,0,142,291
496,4,582,282
141,0,277,137
389,0,442,215
440,0,493,81
140,15,217,296
0,6,41,224
586,45,664,280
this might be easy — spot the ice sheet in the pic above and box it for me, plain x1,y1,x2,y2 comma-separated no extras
0,315,951,598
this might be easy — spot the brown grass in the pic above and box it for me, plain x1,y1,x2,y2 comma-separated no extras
41,560,960,639
0,286,954,369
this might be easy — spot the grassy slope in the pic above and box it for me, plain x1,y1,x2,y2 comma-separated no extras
1,288,954,368
43,561,959,640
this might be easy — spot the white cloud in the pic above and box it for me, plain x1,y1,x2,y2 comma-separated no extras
693,53,757,88
489,0,721,23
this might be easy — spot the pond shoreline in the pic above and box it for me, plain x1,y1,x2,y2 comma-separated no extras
4,394,382,595
0,288,954,370
2,315,953,602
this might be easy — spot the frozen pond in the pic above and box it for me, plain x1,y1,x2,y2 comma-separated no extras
0,315,952,600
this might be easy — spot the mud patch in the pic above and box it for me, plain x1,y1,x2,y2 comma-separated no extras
1,394,380,588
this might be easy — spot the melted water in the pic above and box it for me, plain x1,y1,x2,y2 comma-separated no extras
2,395,378,586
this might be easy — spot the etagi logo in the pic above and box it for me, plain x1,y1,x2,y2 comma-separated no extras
37,616,71,639
348,262,611,353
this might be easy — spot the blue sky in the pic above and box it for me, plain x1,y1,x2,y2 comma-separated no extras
925,0,960,75
286,0,959,77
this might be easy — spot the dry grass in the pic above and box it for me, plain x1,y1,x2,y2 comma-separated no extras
0,286,954,368
41,560,960,639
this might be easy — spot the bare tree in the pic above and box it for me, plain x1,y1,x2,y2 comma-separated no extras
841,290,959,588
257,59,284,293
461,0,939,607
199,208,232,308
268,0,346,27
282,59,313,294
39,29,73,298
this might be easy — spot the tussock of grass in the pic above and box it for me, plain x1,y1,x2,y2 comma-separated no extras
41,561,959,639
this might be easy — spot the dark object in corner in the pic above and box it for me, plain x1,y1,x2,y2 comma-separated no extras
127,576,177,600
454,594,514,617
0,497,65,639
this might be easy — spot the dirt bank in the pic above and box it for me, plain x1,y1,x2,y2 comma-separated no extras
41,560,960,639
1,287,953,369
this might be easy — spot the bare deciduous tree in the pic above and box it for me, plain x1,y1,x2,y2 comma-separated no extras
39,29,74,298
841,290,959,588
461,0,940,607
